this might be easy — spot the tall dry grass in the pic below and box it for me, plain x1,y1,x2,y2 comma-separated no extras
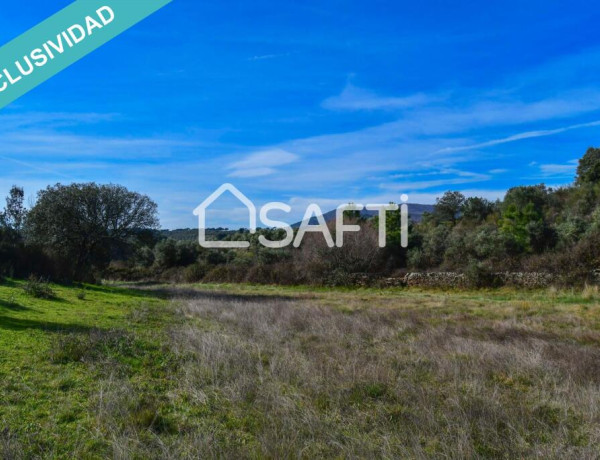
160,291,600,459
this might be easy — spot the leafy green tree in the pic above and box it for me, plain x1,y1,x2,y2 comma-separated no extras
1,186,26,233
461,197,494,223
135,246,156,268
499,203,542,252
420,224,451,267
472,224,522,263
154,239,180,268
503,185,549,213
26,183,158,280
576,147,600,185
0,186,27,276
434,191,465,224
372,203,410,268
555,216,593,250
500,185,557,253
371,203,402,246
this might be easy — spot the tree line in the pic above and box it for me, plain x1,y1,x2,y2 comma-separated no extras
3,147,600,286
106,147,600,286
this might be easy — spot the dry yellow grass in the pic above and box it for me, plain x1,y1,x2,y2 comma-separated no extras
154,285,600,458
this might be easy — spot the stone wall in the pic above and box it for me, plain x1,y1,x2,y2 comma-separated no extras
345,272,556,289
494,272,555,289
403,272,468,288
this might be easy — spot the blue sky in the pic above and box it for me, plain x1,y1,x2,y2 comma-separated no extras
1,0,600,228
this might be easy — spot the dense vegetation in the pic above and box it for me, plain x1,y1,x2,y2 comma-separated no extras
0,183,158,282
108,147,600,286
3,148,600,286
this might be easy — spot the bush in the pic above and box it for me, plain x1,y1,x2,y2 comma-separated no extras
154,239,201,269
324,268,355,287
135,246,155,268
464,260,500,289
104,264,156,282
153,239,179,268
407,248,424,269
545,230,600,286
183,263,208,283
245,262,301,285
203,265,246,283
23,276,55,299
49,329,135,364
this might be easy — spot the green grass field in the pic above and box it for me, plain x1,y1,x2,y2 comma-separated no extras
0,280,174,458
2,280,600,458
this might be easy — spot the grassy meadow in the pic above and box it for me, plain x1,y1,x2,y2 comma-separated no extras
1,280,600,458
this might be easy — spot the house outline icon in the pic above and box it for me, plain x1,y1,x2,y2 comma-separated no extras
193,183,257,248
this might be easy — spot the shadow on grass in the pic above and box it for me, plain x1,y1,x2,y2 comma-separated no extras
0,299,30,312
3,278,166,302
0,315,98,333
146,286,297,303
26,295,70,304
82,283,169,300
0,278,19,288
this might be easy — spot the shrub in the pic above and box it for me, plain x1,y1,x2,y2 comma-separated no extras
245,262,300,285
183,263,208,283
153,239,179,268
203,265,246,283
49,329,135,364
154,239,201,269
407,248,424,270
104,264,156,282
324,268,355,287
554,217,586,249
135,246,155,268
420,225,451,267
464,260,500,289
157,267,186,283
23,275,55,299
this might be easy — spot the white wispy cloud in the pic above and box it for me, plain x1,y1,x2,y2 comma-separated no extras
539,159,578,176
380,171,491,192
437,119,600,154
0,111,119,130
322,83,433,111
0,131,203,159
247,53,291,61
227,148,299,178
0,154,77,180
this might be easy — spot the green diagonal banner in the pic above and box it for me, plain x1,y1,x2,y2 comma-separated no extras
0,0,173,109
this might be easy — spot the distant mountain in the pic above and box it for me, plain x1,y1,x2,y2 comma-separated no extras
401,203,435,221
291,203,434,228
